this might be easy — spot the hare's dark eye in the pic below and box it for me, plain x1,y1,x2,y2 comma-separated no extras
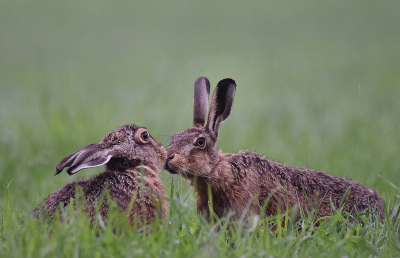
141,131,149,141
196,137,206,147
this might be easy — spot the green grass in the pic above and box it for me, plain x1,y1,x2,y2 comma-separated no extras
2,185,400,257
1,0,400,257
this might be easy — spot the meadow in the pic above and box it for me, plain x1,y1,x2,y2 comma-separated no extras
1,0,399,257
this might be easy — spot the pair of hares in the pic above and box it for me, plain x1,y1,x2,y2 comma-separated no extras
34,77,387,226
165,77,387,221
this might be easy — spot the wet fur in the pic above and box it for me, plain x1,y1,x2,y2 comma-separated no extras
32,124,168,226
165,77,387,221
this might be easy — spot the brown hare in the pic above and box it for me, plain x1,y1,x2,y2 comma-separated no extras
32,124,168,226
165,77,387,221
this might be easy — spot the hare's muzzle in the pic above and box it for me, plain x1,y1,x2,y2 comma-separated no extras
165,154,178,174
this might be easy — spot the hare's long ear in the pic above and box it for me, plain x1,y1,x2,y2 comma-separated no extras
55,143,112,176
193,77,210,126
206,78,236,139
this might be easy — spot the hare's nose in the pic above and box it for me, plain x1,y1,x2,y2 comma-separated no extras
165,154,178,174
167,154,174,162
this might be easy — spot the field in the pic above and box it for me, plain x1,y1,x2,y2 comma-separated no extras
1,0,400,257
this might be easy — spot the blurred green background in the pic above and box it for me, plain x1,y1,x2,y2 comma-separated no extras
0,0,399,214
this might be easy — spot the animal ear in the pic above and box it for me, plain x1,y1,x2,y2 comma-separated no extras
193,77,211,126
206,78,236,139
55,143,112,176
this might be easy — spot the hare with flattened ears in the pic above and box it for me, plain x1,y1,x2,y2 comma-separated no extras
165,77,387,221
32,124,168,226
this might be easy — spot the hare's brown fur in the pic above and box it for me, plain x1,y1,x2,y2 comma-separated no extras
32,124,168,225
165,77,387,221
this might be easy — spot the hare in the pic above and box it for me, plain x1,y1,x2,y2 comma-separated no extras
165,77,387,221
32,124,168,226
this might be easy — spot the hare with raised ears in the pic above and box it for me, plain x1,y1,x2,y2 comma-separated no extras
32,124,168,226
165,77,387,221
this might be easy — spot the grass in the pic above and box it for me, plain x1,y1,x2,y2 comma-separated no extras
2,184,400,257
1,0,400,257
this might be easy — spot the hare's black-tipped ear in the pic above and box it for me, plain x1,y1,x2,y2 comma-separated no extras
55,143,112,176
193,77,210,126
206,78,236,139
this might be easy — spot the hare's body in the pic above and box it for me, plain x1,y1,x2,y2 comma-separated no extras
33,164,167,224
194,150,384,220
33,124,167,225
166,77,387,221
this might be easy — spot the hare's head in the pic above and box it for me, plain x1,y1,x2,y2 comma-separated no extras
165,77,236,179
56,124,167,175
